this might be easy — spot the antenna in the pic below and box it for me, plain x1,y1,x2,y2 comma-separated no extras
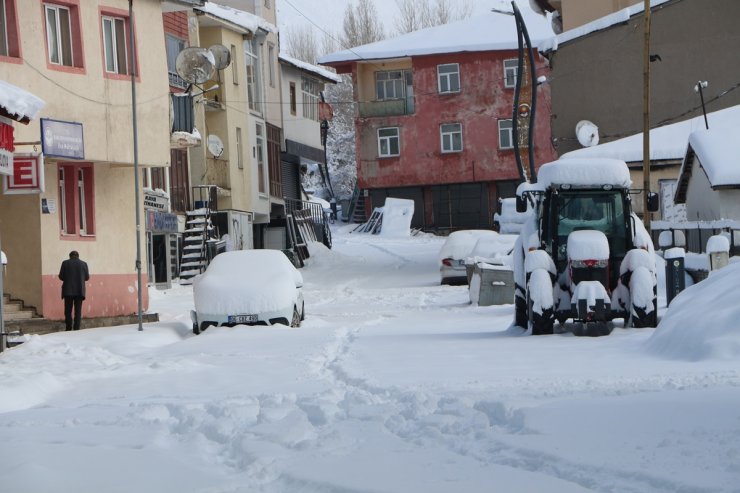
575,120,600,147
209,44,232,71
175,47,216,85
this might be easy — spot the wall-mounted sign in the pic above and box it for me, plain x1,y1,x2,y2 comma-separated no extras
41,198,57,214
144,190,169,211
4,153,44,194
41,118,84,159
0,149,11,177
146,210,178,233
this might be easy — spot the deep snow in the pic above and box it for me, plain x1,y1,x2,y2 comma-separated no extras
1,226,739,493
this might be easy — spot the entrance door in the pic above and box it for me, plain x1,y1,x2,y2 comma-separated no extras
152,234,169,286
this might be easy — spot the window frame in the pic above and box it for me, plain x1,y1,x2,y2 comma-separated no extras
58,162,95,238
437,63,460,94
301,75,319,121
375,70,405,101
440,123,463,153
230,44,238,85
503,59,518,88
101,15,127,75
256,123,266,195
166,33,188,89
245,38,263,114
236,127,243,169
99,7,137,80
377,127,400,158
43,1,84,73
289,82,297,115
0,0,21,62
498,119,514,150
268,42,275,87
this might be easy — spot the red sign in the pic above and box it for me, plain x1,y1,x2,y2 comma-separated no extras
3,154,45,194
0,121,14,152
319,101,333,121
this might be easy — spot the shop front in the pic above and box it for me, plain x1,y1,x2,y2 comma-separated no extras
145,189,180,289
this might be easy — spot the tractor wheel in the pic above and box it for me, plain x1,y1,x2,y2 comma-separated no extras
530,307,554,335
630,299,658,328
515,294,528,329
584,321,613,337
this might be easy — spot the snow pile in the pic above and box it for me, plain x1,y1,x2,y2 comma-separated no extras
646,262,740,361
193,250,301,315
197,2,277,33
379,197,414,238
438,230,498,261
567,230,609,261
687,126,740,187
0,80,45,122
279,53,341,83
536,158,632,188
468,233,517,264
707,234,730,254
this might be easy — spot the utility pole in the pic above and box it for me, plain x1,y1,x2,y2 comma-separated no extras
642,0,652,233
130,0,143,331
694,80,709,129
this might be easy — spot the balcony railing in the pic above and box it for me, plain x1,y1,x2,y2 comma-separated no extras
359,98,414,118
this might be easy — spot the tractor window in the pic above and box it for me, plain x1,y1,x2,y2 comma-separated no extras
555,192,626,261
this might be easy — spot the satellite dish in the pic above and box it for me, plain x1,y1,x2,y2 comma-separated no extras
207,134,224,158
175,47,216,85
209,44,232,71
576,120,600,147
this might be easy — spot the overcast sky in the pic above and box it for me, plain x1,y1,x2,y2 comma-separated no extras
276,0,519,39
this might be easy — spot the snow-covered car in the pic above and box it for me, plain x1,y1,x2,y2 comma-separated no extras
190,249,304,333
439,230,501,285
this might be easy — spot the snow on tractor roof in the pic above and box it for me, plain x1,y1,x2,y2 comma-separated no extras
536,158,632,189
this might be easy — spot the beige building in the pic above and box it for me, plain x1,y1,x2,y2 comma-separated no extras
0,0,196,321
540,0,643,31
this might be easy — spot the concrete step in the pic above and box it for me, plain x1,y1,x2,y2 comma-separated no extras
4,310,34,321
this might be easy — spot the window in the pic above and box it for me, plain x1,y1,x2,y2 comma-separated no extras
437,63,460,94
0,0,20,59
58,163,95,237
166,34,187,88
268,43,275,87
498,119,513,149
245,38,262,113
45,4,73,66
302,76,319,121
440,123,462,153
256,123,266,194
289,82,296,115
230,44,238,84
504,59,518,88
377,127,400,157
375,70,404,100
236,127,243,169
102,15,128,75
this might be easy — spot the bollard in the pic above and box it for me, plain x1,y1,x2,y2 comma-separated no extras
707,234,730,271
664,247,686,306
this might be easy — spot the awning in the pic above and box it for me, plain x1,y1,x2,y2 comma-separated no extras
0,80,45,125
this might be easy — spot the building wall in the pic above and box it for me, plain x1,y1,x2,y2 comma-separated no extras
0,0,172,317
560,0,641,31
280,65,324,151
685,159,721,221
719,189,740,221
354,51,556,190
627,164,680,218
548,0,740,156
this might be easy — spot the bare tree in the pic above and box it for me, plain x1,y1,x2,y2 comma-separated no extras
284,24,319,64
394,0,473,34
341,0,385,49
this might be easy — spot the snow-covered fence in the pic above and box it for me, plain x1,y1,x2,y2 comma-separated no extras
651,220,740,256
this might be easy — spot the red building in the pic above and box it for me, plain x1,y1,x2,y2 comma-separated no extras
320,11,558,230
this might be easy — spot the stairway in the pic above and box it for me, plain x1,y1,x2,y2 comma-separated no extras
179,208,212,285
348,185,367,224
2,293,36,322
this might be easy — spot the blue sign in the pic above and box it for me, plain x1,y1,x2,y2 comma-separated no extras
41,118,84,159
147,210,178,233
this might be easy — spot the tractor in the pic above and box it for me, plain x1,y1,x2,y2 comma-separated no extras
512,158,660,336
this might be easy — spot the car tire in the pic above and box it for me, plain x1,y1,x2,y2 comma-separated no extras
300,302,305,321
291,306,301,328
193,323,200,335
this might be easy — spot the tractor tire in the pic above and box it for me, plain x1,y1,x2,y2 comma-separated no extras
630,298,658,328
531,307,554,335
515,294,528,329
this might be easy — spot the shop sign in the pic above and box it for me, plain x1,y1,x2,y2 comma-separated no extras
0,149,11,177
41,118,84,159
147,210,178,233
3,154,44,194
144,190,169,211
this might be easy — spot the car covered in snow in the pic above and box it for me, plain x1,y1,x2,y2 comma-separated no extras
439,230,505,285
190,249,304,333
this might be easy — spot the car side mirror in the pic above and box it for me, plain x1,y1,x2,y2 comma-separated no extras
516,195,527,213
647,192,659,212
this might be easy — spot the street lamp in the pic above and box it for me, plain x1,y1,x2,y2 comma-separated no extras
694,80,709,130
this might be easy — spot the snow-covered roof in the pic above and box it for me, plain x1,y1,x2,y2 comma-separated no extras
536,158,632,189
195,2,277,33
279,54,341,83
552,0,672,48
319,7,555,65
0,80,45,123
562,104,740,164
684,126,740,187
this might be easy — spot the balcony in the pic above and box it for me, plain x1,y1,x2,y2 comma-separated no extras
359,98,414,118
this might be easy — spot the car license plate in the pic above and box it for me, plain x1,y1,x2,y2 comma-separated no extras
457,259,465,266
228,314,258,324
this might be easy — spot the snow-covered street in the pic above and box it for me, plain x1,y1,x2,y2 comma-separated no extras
2,227,740,493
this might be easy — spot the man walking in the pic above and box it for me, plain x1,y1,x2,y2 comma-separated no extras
59,251,89,331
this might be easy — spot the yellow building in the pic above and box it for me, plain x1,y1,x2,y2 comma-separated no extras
0,0,198,321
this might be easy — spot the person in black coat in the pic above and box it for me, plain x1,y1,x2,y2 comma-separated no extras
59,251,90,331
